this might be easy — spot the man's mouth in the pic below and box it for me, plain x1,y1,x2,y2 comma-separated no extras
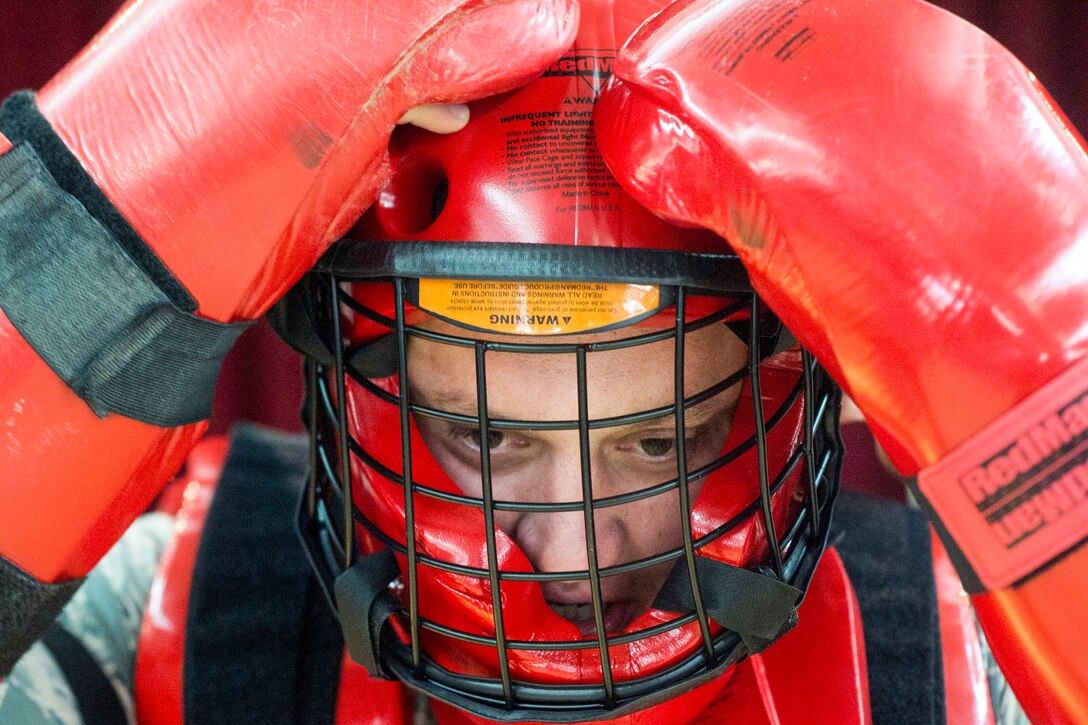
547,599,640,636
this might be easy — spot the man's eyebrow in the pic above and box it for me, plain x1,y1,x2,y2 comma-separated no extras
620,396,735,431
410,389,477,416
408,386,738,426
409,389,527,422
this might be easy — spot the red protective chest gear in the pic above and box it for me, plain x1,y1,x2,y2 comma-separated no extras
134,436,996,725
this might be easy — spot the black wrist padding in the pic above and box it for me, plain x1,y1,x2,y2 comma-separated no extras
0,555,83,677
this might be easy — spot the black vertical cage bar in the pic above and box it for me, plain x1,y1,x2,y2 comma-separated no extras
672,288,716,662
749,296,784,578
473,342,515,706
393,278,423,672
330,277,355,570
801,349,822,535
306,359,319,518
575,346,616,706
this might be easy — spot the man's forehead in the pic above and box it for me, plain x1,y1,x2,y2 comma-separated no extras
406,321,747,421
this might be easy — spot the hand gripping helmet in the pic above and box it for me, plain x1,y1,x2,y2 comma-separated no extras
275,1,842,721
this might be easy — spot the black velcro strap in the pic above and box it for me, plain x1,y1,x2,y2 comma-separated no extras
40,621,127,725
903,475,986,594
334,549,401,677
0,92,251,426
0,555,83,677
652,556,801,654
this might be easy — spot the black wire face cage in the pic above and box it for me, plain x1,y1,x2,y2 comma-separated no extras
284,240,843,723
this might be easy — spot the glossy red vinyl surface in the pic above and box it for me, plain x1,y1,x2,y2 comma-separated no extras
0,308,203,580
335,653,415,725
428,674,731,725
751,547,870,725
350,0,731,342
362,2,725,258
37,0,579,324
595,0,1088,472
972,547,1088,725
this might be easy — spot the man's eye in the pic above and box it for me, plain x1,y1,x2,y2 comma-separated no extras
638,437,675,457
468,429,505,450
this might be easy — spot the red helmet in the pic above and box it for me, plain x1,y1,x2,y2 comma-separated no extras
276,1,842,720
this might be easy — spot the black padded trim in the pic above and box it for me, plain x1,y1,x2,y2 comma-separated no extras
319,239,753,292
0,555,83,677
832,493,945,725
41,622,127,725
267,283,335,366
185,425,343,725
0,126,251,426
0,91,194,306
268,281,398,377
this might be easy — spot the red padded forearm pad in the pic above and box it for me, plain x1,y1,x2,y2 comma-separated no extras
595,1,1088,721
0,0,577,586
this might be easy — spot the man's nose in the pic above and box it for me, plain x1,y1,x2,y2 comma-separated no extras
506,456,629,583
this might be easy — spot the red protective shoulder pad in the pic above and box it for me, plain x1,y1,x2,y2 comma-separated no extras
135,436,227,725
755,547,869,725
334,653,414,725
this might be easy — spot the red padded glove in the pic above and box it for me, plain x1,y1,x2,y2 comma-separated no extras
0,0,575,588
595,0,1088,722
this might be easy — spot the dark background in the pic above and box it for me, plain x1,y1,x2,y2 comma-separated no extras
2,1,1085,492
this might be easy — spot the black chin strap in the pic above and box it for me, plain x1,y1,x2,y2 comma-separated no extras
334,549,401,678
652,556,802,654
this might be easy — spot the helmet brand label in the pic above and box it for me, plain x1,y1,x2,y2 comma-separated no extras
540,54,615,96
416,279,662,335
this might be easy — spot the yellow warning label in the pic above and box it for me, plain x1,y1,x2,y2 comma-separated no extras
417,279,662,335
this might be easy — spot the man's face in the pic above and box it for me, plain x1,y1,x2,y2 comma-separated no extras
408,321,748,635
